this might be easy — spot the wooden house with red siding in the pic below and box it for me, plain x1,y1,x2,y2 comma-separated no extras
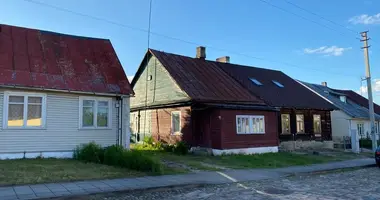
130,47,279,155
130,47,335,154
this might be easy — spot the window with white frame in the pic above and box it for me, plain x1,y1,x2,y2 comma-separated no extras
79,97,112,128
171,111,181,134
236,115,265,134
357,123,364,138
313,114,322,133
296,114,304,133
281,114,291,134
4,92,46,128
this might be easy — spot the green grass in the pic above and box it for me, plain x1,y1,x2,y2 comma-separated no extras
138,150,370,171
0,159,147,186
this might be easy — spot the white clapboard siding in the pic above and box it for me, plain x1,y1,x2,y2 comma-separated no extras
0,89,119,153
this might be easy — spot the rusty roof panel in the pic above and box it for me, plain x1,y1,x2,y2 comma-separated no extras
0,24,133,95
149,49,266,105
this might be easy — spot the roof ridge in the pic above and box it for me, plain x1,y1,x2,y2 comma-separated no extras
0,23,109,41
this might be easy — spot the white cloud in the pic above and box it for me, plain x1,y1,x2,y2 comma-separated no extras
303,46,352,56
358,79,380,95
349,13,380,25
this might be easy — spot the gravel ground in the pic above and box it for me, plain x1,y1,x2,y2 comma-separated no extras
59,167,380,200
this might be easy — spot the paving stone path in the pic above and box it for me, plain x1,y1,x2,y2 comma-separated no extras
95,167,380,200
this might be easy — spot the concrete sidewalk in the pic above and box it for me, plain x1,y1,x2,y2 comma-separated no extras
1,158,375,200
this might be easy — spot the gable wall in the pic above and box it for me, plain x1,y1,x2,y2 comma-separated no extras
131,55,189,109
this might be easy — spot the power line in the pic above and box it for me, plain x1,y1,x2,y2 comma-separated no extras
257,0,353,39
21,0,360,78
282,0,359,35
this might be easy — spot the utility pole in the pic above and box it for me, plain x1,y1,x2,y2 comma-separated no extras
361,31,377,152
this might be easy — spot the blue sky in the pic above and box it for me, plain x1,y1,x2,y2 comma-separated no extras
1,0,380,103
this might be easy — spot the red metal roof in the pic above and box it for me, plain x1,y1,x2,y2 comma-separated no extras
332,89,380,115
148,49,266,105
0,24,133,95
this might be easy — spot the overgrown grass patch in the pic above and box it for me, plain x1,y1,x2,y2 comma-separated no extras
0,159,146,186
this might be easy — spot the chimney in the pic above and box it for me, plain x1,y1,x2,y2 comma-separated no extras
216,56,230,63
321,82,327,86
196,46,206,59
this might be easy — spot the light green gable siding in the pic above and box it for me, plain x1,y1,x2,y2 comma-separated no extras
131,55,189,109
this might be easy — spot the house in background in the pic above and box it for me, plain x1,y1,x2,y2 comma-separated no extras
130,47,279,155
301,82,380,145
0,24,133,159
219,62,336,149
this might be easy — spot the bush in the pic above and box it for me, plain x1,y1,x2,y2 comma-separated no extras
121,150,163,174
360,139,380,149
73,142,163,174
103,145,124,166
162,143,174,153
173,141,189,155
73,142,104,163
143,136,154,145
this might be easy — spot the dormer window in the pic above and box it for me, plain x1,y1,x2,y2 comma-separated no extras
250,78,263,86
340,96,346,103
272,80,284,88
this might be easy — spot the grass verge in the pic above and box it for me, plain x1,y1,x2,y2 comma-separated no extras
0,158,146,186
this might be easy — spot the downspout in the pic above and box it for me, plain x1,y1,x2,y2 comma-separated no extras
116,96,121,145
120,97,123,146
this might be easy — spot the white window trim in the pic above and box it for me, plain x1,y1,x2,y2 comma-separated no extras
79,96,112,129
3,91,47,129
171,111,181,135
313,114,322,133
296,114,305,133
236,115,265,134
281,114,291,134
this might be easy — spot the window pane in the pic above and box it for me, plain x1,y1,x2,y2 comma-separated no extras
237,118,242,133
97,107,108,127
98,101,108,107
8,104,24,127
281,114,290,133
259,117,264,132
296,115,304,133
28,97,42,104
83,107,94,126
9,96,24,103
172,112,180,133
83,100,94,107
242,118,249,133
27,104,42,126
313,115,321,133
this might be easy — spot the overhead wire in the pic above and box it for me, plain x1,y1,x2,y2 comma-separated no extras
21,0,360,77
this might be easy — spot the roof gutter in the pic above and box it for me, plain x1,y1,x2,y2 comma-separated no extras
0,85,130,97
295,80,337,110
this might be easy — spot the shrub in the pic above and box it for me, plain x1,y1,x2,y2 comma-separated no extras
73,142,104,163
173,141,189,155
121,150,163,174
103,145,124,166
162,143,175,153
143,136,154,145
360,139,380,149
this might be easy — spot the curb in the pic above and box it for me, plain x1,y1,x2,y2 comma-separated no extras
288,163,377,176
42,183,209,200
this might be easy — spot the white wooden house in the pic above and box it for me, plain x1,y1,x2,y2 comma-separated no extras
0,24,133,159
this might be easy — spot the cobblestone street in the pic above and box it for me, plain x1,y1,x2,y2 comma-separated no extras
74,167,380,200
